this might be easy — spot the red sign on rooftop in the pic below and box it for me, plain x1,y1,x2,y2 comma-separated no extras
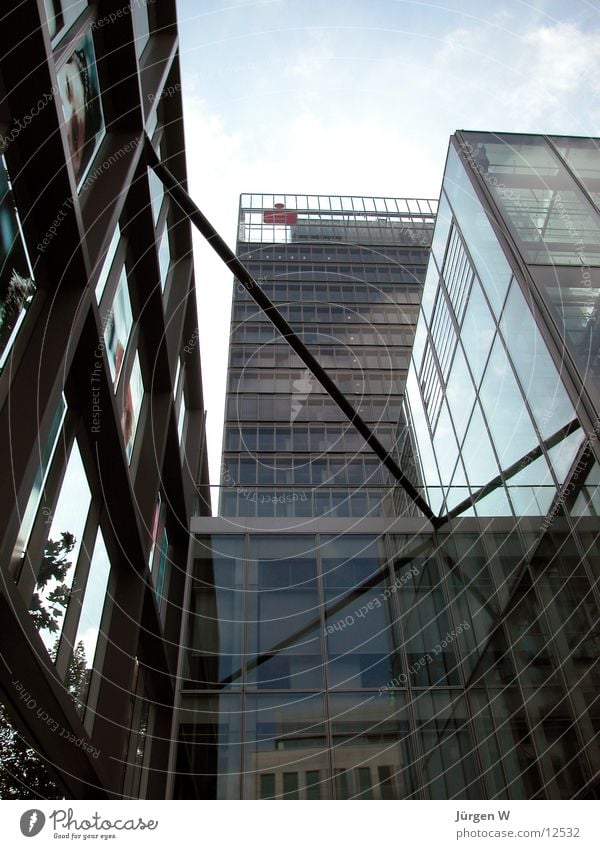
263,203,297,225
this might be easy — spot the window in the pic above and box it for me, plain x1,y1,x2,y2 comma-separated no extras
105,267,133,387
479,338,538,469
155,529,168,600
56,29,105,189
177,396,186,444
184,536,244,690
131,0,151,58
175,364,186,443
247,536,322,689
0,157,36,368
499,280,575,438
44,0,88,44
158,225,170,291
67,530,111,713
148,492,161,569
243,694,328,798
148,168,164,225
94,224,120,303
120,351,144,461
330,693,415,798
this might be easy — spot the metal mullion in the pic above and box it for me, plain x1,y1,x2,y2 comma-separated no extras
239,531,249,799
315,533,335,800
383,533,421,796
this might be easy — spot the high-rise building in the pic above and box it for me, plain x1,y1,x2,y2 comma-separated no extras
0,0,210,799
174,136,599,800
220,194,436,519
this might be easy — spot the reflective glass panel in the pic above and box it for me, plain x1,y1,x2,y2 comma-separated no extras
413,690,483,798
321,536,399,689
552,137,600,207
0,157,36,368
12,397,66,576
430,191,452,271
184,536,244,689
149,168,164,225
247,536,322,689
446,345,475,444
105,267,133,387
68,530,111,712
499,280,574,437
479,338,538,469
94,224,120,303
444,145,512,316
461,401,499,488
57,29,105,188
329,693,415,799
461,132,600,266
400,556,461,686
243,694,329,799
459,277,495,385
44,0,88,44
120,352,144,461
132,0,151,58
175,694,241,799
158,226,170,290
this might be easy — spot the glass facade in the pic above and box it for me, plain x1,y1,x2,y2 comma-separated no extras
176,526,600,799
406,132,599,522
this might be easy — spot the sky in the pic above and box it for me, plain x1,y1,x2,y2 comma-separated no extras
174,0,600,486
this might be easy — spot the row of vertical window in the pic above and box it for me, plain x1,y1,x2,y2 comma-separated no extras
219,487,393,518
228,368,406,396
239,220,432,249
13,419,112,720
232,301,411,325
222,453,390,486
226,394,403,423
230,322,414,346
224,423,400,453
240,243,431,263
427,270,578,484
229,345,410,370
44,1,155,190
95,254,146,462
235,280,423,305
10,393,176,723
257,765,400,800
243,262,425,284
